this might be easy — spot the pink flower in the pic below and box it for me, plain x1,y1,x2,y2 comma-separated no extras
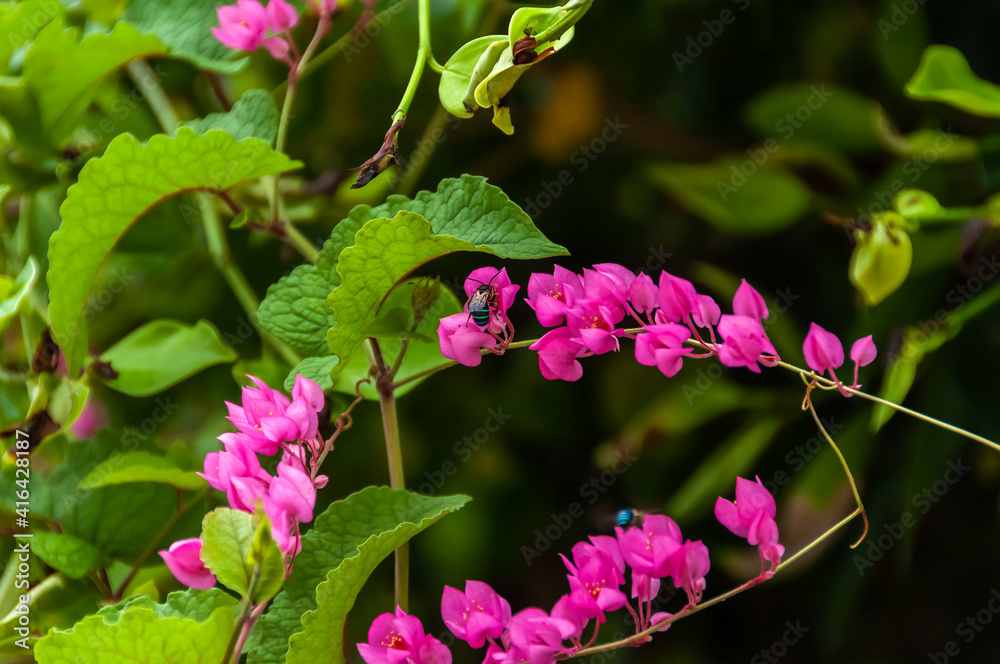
358,607,452,664
200,434,273,512
267,455,316,523
438,313,497,367
850,335,877,386
672,540,710,606
212,0,268,51
70,396,106,439
530,328,586,381
549,595,589,641
732,279,769,320
159,538,216,590
657,272,698,323
560,542,628,621
716,314,778,373
691,294,721,328
714,476,784,577
441,580,511,648
464,267,519,334
505,608,576,664
226,375,324,454
265,0,298,31
802,323,843,375
526,266,583,327
628,272,658,314
634,324,692,377
616,514,683,579
566,301,624,355
583,264,634,311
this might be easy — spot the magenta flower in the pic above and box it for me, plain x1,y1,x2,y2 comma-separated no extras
549,595,589,641
201,434,272,512
630,571,660,603
616,514,683,579
225,375,323,455
716,314,778,373
566,301,624,355
802,323,844,375
849,335,877,386
526,266,583,327
691,294,721,328
438,313,497,367
714,476,784,577
505,608,576,664
530,327,586,381
441,580,511,648
583,264,634,311
212,0,268,51
159,538,216,590
628,272,658,314
657,272,698,323
358,607,452,664
267,455,316,523
464,267,519,334
560,542,628,621
672,540,710,606
265,0,298,31
732,279,769,320
634,323,692,377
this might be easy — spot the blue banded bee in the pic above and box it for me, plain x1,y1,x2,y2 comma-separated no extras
466,272,500,328
616,508,642,529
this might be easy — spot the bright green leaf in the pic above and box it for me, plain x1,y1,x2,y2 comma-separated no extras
78,451,203,490
123,0,248,74
48,128,302,375
35,601,236,663
251,487,470,664
0,0,64,73
849,214,913,306
905,44,1000,117
201,508,284,601
23,19,168,142
180,89,279,144
32,532,102,580
258,174,566,358
647,160,811,234
99,319,238,396
439,35,506,118
0,257,38,332
874,106,978,160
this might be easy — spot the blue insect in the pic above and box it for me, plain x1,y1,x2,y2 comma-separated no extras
466,271,501,328
616,508,643,529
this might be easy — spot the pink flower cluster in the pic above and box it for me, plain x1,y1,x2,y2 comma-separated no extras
212,0,316,60
159,375,327,589
438,268,519,367
359,477,784,664
439,265,878,388
802,324,877,394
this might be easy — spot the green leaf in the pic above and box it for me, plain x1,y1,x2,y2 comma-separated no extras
744,83,882,154
123,0,248,74
23,19,168,142
180,89,279,144
0,257,38,332
32,432,178,561
0,0,64,74
439,35,507,118
251,487,470,664
326,212,482,379
646,160,811,234
32,532,102,580
201,508,284,601
48,128,302,375
258,174,566,357
98,319,238,396
35,597,237,663
78,451,203,490
326,280,463,399
905,45,1000,117
849,213,913,306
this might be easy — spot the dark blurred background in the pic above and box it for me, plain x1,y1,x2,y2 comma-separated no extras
11,0,1000,662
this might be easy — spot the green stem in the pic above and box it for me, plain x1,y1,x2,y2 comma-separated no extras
127,60,178,131
567,507,864,659
199,195,302,367
367,339,409,611
223,563,263,664
392,0,435,122
804,393,868,547
914,206,989,225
